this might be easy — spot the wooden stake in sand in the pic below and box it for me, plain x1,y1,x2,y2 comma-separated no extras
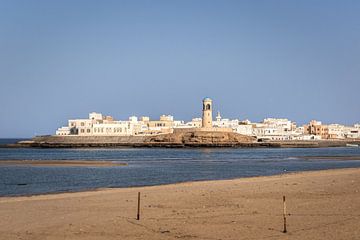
137,192,141,220
283,195,287,233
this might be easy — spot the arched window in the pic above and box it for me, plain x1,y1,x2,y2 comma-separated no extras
206,104,211,110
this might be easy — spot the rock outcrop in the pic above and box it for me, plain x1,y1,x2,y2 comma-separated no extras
13,130,256,148
144,130,256,147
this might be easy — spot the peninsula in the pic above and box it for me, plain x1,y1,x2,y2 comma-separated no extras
8,98,360,148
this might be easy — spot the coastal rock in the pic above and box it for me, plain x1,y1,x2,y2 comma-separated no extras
144,130,255,146
18,130,255,148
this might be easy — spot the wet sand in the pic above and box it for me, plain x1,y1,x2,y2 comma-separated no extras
0,160,127,167
297,156,360,160
0,168,359,239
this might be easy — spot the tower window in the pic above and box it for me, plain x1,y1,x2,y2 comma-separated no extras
206,104,211,110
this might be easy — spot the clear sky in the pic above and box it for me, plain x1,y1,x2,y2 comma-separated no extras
0,0,359,138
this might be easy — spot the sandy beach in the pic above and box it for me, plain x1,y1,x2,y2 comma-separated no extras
0,168,359,240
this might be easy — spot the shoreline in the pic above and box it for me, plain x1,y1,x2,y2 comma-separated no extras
3,141,360,149
1,167,359,200
1,167,359,239
2,134,359,148
297,156,360,160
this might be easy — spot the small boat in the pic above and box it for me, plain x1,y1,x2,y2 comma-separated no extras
346,144,359,147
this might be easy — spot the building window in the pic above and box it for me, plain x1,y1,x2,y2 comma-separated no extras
87,129,90,133
81,129,84,133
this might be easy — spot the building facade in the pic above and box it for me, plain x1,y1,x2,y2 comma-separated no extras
304,120,329,139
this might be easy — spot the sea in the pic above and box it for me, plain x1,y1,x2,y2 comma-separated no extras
1,138,360,196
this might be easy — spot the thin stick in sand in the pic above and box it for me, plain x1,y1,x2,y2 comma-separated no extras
137,192,141,220
283,195,287,233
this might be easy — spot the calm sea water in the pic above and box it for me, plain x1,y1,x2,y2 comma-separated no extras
0,139,360,196
0,138,29,145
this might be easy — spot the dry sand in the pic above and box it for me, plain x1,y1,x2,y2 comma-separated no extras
0,168,359,240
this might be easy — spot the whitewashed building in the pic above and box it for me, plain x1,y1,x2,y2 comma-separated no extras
55,126,71,136
186,118,202,128
252,118,299,140
212,112,254,136
56,112,146,136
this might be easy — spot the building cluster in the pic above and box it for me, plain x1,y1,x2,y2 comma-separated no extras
56,112,180,136
56,98,360,141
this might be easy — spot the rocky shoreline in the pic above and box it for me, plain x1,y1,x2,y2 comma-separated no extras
2,130,360,148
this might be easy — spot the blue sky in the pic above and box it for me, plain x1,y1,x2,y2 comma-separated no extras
0,0,359,137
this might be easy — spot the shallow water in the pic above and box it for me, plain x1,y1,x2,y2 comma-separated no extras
0,143,360,196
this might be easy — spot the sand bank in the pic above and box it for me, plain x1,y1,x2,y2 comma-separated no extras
0,168,359,240
297,156,360,161
0,160,127,167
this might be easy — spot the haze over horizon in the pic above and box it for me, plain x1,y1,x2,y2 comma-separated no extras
1,0,359,138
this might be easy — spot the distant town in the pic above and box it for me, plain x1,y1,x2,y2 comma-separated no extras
55,98,360,141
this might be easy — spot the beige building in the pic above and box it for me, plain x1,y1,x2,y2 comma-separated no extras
145,115,175,134
92,122,133,136
304,120,329,139
188,118,202,128
68,112,103,135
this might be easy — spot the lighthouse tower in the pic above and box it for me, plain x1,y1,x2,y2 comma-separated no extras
202,97,213,128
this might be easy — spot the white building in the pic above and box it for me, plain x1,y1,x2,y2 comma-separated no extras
252,118,299,140
89,112,103,121
56,112,147,136
93,122,133,136
262,118,294,131
343,126,360,139
328,124,345,139
212,112,254,136
160,115,174,121
186,118,202,128
234,124,254,136
55,126,71,136
291,134,322,141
